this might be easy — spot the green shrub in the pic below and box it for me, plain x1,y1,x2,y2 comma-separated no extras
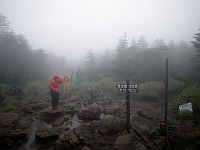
149,130,164,140
131,81,164,102
72,81,95,99
96,77,121,97
171,83,200,114
16,123,23,129
0,84,10,102
180,110,194,119
168,78,185,96
1,84,26,111
131,79,186,102
23,80,48,95
5,105,14,112
72,78,124,99
63,115,70,121
2,97,20,105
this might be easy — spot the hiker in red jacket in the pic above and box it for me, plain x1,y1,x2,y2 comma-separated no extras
49,74,63,110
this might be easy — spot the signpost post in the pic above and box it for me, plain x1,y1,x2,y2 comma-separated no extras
116,80,138,133
165,58,169,150
126,80,130,133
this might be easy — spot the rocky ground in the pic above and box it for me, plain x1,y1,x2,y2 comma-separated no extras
0,94,200,150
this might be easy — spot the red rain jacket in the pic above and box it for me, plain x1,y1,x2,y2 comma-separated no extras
49,78,63,92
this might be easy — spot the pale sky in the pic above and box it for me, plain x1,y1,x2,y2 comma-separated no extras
0,0,200,61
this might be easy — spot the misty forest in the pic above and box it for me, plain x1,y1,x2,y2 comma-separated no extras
1,12,200,150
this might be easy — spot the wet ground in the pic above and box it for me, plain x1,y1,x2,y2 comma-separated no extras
14,97,185,150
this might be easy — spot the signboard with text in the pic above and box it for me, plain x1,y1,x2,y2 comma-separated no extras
116,84,138,92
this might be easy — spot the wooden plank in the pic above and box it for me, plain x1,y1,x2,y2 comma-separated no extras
131,124,158,150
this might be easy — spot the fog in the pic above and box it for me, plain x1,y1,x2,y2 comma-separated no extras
0,0,200,62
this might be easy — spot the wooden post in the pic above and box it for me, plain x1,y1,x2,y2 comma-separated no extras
126,80,130,133
165,58,169,149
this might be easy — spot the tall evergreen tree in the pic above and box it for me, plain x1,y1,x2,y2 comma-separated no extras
152,38,168,51
190,28,200,72
111,33,129,79
136,35,148,51
84,49,97,81
0,13,49,83
97,49,113,77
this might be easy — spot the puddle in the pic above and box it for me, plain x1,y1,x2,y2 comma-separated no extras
100,113,104,119
19,105,105,150
59,114,84,138
19,114,83,150
24,118,52,150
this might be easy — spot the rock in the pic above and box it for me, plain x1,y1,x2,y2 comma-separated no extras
54,139,62,146
153,138,165,145
184,130,200,139
132,140,147,150
68,96,80,103
0,130,27,140
0,113,19,128
73,125,91,138
35,127,59,140
65,109,76,114
42,107,63,117
58,121,72,130
98,115,125,135
91,120,100,127
137,109,153,120
0,130,26,148
97,98,113,106
0,138,14,148
65,133,79,145
80,146,90,150
104,105,122,116
138,124,150,137
21,100,50,114
15,139,23,147
17,116,32,129
63,114,71,121
53,116,64,126
9,130,27,140
77,103,101,120
114,134,135,148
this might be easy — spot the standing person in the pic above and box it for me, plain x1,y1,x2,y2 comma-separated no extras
76,68,82,85
49,74,63,110
63,75,70,94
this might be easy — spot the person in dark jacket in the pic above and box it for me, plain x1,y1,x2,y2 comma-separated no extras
49,74,63,110
76,68,82,85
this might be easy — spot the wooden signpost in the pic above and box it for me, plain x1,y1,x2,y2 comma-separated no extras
116,80,138,133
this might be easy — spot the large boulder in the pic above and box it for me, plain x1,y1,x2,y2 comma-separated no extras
0,138,14,148
35,127,59,140
0,130,27,149
0,113,19,128
98,115,125,135
103,105,123,116
0,112,31,132
42,107,63,117
77,103,101,120
0,130,27,140
21,97,50,114
65,133,79,145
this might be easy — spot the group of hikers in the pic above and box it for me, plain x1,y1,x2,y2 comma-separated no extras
49,68,82,110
